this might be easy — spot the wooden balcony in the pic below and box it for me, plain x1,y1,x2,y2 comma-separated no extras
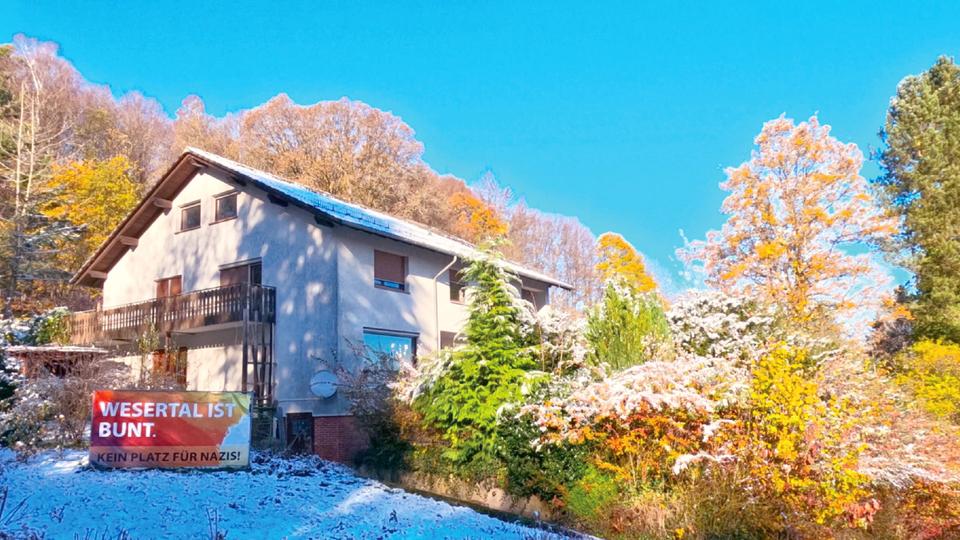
69,283,276,345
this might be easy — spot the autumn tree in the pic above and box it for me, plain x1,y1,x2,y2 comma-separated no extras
44,156,140,270
875,56,960,342
595,232,657,292
679,115,897,326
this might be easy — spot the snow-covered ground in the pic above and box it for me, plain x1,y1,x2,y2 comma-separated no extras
0,450,573,539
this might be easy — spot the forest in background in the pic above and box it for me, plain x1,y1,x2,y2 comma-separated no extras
0,34,617,317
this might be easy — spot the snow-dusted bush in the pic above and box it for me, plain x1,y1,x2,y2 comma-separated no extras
533,305,588,372
0,357,129,453
667,290,775,364
0,308,73,402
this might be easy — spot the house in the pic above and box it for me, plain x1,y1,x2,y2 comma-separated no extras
68,148,571,461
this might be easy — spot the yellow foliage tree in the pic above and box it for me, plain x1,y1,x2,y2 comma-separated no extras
44,156,140,271
679,115,897,324
595,232,657,292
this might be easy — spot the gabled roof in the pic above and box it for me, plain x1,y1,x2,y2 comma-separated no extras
73,148,573,290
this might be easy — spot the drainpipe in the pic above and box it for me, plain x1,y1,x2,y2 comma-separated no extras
433,256,458,352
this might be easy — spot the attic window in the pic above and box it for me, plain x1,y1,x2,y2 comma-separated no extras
180,202,201,232
214,192,238,222
374,250,407,292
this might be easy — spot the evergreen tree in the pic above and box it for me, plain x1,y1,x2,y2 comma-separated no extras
876,56,960,342
585,281,672,370
415,248,539,466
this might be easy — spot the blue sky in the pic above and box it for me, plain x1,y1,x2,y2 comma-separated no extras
5,2,959,293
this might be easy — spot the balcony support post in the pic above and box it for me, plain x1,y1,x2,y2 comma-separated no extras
241,286,249,395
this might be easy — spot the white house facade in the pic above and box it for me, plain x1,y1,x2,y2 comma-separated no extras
68,148,570,460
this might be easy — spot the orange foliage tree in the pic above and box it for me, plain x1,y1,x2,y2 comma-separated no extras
447,190,508,242
679,115,897,324
595,232,657,292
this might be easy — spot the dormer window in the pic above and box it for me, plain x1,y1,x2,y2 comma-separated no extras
180,201,201,232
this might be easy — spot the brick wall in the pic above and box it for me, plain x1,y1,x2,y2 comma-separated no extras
312,415,369,463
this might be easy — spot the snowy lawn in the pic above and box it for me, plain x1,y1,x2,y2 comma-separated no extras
0,450,576,539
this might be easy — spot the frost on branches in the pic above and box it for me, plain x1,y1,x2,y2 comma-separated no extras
523,354,748,445
667,289,775,364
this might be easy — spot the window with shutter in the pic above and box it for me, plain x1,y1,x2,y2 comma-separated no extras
220,262,262,287
440,331,459,349
374,250,407,291
156,276,182,298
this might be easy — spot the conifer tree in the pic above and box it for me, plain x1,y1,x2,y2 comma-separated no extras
585,282,672,371
876,56,960,342
415,248,538,465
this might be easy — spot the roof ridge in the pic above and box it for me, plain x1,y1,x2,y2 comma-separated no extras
184,146,484,250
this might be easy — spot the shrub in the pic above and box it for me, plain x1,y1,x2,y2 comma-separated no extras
894,340,960,424
564,465,621,531
585,281,672,370
496,407,591,502
667,289,774,365
0,356,128,452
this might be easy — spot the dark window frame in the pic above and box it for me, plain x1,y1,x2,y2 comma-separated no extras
179,201,201,232
212,191,239,223
373,250,408,292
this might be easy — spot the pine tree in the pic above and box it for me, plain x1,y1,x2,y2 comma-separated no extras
415,248,538,465
876,56,960,342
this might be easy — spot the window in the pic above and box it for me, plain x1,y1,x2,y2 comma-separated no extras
440,331,459,350
155,275,182,298
214,192,238,222
449,269,466,303
374,250,407,291
363,329,417,367
522,288,539,309
180,201,201,231
220,261,262,287
152,347,187,386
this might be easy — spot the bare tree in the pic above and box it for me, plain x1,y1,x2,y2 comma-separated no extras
0,39,80,317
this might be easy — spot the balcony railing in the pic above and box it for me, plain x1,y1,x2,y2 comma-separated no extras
69,283,276,345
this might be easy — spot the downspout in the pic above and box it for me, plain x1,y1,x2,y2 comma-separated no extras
433,256,459,352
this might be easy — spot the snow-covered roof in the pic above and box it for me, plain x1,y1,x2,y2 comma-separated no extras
186,148,573,289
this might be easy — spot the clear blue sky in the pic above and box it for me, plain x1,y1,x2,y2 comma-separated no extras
5,2,959,292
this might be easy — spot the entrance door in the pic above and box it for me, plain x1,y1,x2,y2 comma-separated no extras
286,413,313,454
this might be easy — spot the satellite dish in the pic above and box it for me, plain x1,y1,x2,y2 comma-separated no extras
309,369,339,399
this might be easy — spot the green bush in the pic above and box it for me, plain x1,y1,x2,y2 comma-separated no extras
564,465,621,530
30,307,71,346
496,409,591,502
